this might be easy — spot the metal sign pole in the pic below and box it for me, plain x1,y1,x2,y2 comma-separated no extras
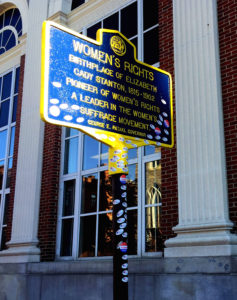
109,147,129,300
112,173,128,300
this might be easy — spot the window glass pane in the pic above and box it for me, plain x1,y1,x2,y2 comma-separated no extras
121,2,137,38
6,8,13,27
14,67,20,94
98,213,113,256
64,137,78,174
0,35,4,55
63,180,75,216
0,130,7,159
11,9,20,26
83,135,99,170
60,218,74,256
15,15,22,36
9,126,15,156
65,127,78,138
144,145,160,156
128,148,137,160
0,15,5,29
4,9,12,26
100,143,108,166
99,171,112,211
79,215,96,257
5,31,16,51
3,194,9,225
81,173,98,213
130,37,137,56
103,12,119,30
127,164,138,207
127,209,137,255
145,160,161,205
87,22,101,40
1,72,12,100
144,27,159,65
0,227,7,250
11,95,17,123
0,100,10,127
143,0,158,31
2,30,10,48
6,157,13,188
0,160,4,190
0,14,3,30
145,206,163,252
71,0,85,10
127,164,137,207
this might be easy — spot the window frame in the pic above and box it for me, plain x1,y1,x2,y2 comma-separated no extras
57,134,161,260
0,65,19,250
141,152,162,256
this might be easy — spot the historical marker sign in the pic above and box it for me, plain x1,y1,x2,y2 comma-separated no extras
40,21,173,148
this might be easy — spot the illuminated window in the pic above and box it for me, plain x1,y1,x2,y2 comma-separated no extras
0,8,22,55
58,0,161,259
0,66,20,250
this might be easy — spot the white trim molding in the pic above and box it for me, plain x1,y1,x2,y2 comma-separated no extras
0,0,48,263
165,0,237,257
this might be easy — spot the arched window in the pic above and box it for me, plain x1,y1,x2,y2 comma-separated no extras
0,8,22,55
0,6,22,250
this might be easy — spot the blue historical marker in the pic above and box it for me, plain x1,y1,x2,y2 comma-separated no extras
41,21,173,149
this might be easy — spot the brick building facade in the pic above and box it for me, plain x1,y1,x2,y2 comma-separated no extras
0,0,236,299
